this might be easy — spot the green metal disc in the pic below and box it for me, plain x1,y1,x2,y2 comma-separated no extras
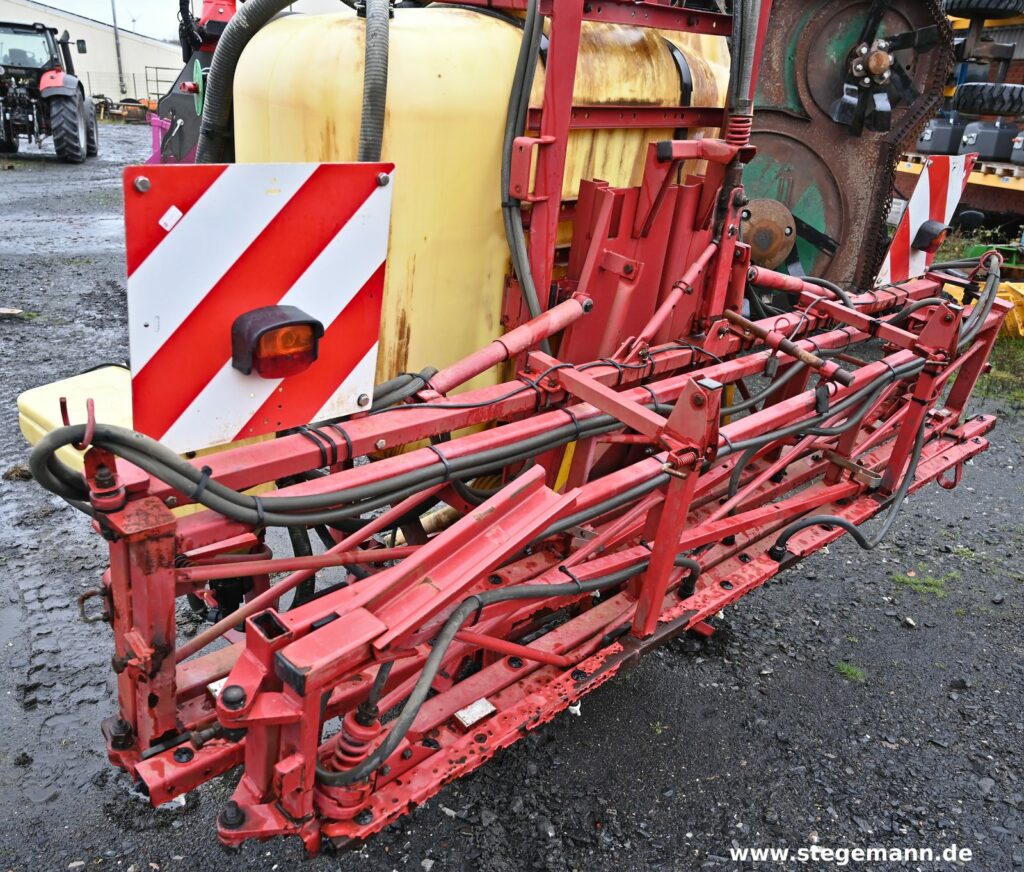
192,58,205,117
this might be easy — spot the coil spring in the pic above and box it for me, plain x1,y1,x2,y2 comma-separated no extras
725,114,753,148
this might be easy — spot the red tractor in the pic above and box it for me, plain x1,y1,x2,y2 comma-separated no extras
0,21,98,161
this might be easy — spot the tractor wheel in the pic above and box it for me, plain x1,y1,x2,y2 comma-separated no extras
50,92,87,163
85,102,99,157
945,0,1024,18
0,137,17,155
954,82,1024,117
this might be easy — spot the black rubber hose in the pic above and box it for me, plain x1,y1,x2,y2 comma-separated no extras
371,367,438,412
196,0,391,165
287,527,317,608
804,276,855,309
768,418,927,560
315,553,700,786
721,357,811,416
358,0,390,162
195,0,297,163
887,297,947,327
500,0,549,345
29,405,642,527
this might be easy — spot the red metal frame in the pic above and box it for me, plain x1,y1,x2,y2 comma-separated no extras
52,0,1012,857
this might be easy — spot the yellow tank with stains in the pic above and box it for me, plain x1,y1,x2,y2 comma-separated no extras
233,8,729,390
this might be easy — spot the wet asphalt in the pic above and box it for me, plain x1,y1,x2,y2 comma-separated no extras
0,124,1022,872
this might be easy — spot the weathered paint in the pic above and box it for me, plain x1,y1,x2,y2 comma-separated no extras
233,9,728,390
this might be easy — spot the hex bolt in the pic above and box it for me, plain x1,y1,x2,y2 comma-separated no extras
173,746,194,763
357,393,370,407
355,809,374,826
581,298,594,313
401,748,414,760
133,176,151,193
165,496,178,508
376,173,390,186
219,800,246,830
375,438,387,450
221,685,246,710
508,656,524,669
110,718,133,750
623,264,635,276
488,574,503,585
94,465,115,489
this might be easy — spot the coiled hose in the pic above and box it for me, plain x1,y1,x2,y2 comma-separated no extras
196,0,391,164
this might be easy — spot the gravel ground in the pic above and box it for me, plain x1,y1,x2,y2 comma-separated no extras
1,124,1022,872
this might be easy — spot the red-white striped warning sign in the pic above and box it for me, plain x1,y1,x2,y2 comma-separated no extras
875,154,975,288
124,163,393,452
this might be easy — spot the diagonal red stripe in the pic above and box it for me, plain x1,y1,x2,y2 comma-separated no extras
132,165,383,441
889,214,912,284
927,156,951,225
124,165,228,276
234,264,385,441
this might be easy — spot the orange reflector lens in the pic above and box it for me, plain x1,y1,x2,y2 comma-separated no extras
253,325,318,378
231,305,324,379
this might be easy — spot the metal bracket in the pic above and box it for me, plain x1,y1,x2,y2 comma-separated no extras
824,451,882,489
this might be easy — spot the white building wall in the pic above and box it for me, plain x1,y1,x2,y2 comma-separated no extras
0,0,182,98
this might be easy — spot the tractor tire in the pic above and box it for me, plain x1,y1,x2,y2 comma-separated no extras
945,0,1024,18
85,103,99,157
954,82,1024,117
0,137,17,155
50,93,87,164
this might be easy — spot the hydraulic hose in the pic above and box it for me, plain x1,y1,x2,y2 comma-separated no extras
195,0,296,163
316,553,700,786
196,0,391,164
500,0,549,341
358,0,390,162
768,418,928,560
803,276,855,309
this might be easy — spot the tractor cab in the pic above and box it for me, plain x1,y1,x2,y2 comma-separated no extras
0,21,95,161
0,22,83,75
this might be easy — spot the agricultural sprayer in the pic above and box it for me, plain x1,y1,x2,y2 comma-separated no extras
19,0,1011,855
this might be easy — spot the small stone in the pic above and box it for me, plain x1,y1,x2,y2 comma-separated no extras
903,617,917,629
421,859,435,872
979,778,996,796
68,864,85,871
949,678,971,691
992,594,1005,605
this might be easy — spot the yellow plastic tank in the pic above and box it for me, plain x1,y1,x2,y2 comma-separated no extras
233,8,729,390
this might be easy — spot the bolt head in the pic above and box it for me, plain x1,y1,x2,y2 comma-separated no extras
374,438,387,451
219,800,246,830
376,172,390,186
173,746,194,763
357,393,370,407
133,176,151,193
221,685,246,710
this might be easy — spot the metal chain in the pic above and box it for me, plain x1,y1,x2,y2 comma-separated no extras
859,0,955,287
